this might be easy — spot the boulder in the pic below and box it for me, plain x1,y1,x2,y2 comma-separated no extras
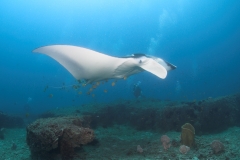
26,116,94,160
0,112,24,128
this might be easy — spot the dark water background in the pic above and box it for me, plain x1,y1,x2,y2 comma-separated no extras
0,0,240,116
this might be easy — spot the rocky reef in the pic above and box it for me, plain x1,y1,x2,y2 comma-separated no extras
0,112,24,129
26,116,95,160
29,93,240,159
68,93,240,134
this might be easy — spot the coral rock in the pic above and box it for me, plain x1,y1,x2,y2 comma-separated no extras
26,116,94,160
211,140,224,154
160,135,171,150
137,145,143,153
179,145,190,154
0,112,24,128
181,123,195,147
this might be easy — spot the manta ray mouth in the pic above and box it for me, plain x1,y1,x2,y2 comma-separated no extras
121,53,177,71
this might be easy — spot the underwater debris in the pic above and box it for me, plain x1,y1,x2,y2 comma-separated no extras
160,135,171,150
211,140,224,154
26,116,95,159
181,123,195,147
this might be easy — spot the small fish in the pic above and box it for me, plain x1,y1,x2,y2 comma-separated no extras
92,94,95,97
123,76,127,80
49,94,53,98
78,91,82,95
92,85,98,89
104,89,108,93
111,82,115,86
25,113,29,118
43,85,49,92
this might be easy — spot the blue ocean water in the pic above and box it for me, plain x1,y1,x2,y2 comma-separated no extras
0,0,240,116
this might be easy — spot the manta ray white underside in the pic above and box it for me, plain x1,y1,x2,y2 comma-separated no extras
33,45,176,83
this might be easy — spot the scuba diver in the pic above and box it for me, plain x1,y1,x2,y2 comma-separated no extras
132,81,144,98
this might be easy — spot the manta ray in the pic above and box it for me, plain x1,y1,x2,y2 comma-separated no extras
33,45,176,83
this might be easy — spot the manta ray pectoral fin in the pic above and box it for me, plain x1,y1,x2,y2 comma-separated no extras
139,58,167,79
33,45,122,82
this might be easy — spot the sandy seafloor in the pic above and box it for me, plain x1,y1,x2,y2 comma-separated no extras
1,125,240,160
